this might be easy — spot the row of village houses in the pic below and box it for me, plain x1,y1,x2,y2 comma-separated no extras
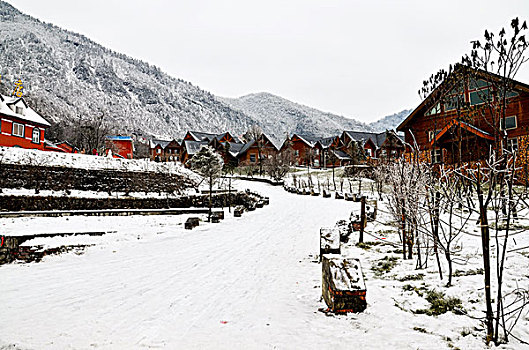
2,66,529,166
150,129,405,168
0,91,405,167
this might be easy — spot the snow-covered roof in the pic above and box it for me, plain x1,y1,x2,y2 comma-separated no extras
150,139,172,149
295,134,321,147
188,131,217,142
184,140,208,155
0,95,51,127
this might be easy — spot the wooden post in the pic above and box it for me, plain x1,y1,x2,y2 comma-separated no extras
401,199,406,260
359,196,366,243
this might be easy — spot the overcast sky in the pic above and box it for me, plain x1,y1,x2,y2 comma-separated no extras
8,0,529,123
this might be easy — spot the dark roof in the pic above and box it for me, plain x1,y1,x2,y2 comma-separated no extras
224,142,245,157
293,134,322,147
332,149,353,160
236,140,256,157
343,131,384,148
317,136,338,148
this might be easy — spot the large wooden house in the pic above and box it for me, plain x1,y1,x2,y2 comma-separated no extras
0,95,50,150
105,136,134,159
397,66,529,164
150,139,180,162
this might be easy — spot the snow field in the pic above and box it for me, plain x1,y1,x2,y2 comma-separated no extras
0,180,527,349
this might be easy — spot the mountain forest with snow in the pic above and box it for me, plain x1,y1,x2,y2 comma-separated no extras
0,1,408,145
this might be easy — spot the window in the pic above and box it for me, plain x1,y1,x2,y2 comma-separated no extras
469,79,492,106
12,123,24,137
431,149,443,164
32,128,40,143
250,154,256,163
443,85,465,112
428,129,441,142
365,149,372,157
15,106,25,115
500,116,517,130
156,148,161,154
425,103,441,116
294,150,299,157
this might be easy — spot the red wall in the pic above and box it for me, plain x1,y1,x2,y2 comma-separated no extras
107,139,134,159
0,116,46,150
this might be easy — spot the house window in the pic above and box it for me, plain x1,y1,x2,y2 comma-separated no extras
469,79,492,106
250,154,256,163
12,123,24,137
500,116,517,130
428,129,441,142
15,106,25,115
294,150,299,157
365,149,372,157
425,102,441,116
32,128,40,143
156,148,161,154
431,149,443,164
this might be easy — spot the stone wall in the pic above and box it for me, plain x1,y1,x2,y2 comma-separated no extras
0,163,196,195
0,192,255,211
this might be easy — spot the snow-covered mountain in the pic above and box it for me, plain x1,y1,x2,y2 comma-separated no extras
219,93,370,142
368,109,412,132
0,1,409,145
0,1,256,140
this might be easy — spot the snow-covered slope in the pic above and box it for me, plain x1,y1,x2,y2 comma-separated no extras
0,1,410,145
0,1,255,140
219,93,374,142
369,109,412,132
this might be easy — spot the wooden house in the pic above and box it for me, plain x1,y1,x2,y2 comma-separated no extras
0,95,50,150
397,65,529,164
237,133,278,166
150,139,180,162
339,130,404,162
314,136,345,167
281,134,321,166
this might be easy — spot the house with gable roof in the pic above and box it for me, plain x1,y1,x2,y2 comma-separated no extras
397,65,529,164
0,95,50,150
339,130,404,161
150,138,180,162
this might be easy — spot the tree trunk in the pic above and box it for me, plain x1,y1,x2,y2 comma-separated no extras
477,166,494,343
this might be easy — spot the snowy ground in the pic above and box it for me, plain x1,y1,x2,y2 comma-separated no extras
0,180,528,349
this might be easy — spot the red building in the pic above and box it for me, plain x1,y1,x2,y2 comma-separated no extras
0,95,50,150
105,136,134,159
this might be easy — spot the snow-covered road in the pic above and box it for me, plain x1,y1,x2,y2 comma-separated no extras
0,181,500,349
